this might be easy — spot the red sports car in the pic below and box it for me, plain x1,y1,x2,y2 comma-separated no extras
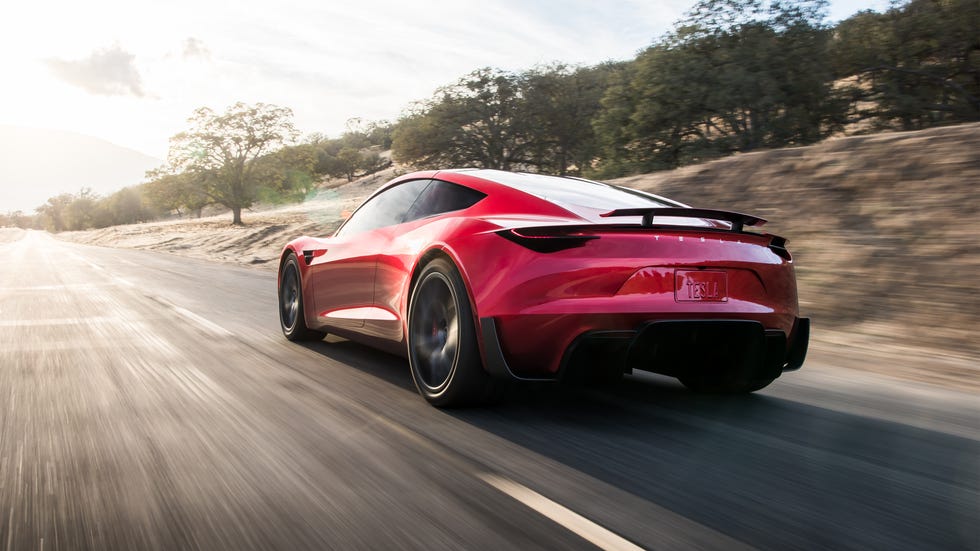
278,169,809,406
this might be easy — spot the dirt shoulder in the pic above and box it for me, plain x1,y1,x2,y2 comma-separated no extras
0,228,25,244
63,210,336,268
60,168,399,268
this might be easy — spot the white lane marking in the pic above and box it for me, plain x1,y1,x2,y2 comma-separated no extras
113,277,136,288
0,284,116,292
0,317,119,327
73,256,106,272
67,253,135,287
65,251,229,338
170,304,233,337
0,339,181,354
479,474,644,551
149,296,232,337
69,254,227,336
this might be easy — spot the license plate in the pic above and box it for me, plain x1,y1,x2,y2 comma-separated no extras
675,270,728,302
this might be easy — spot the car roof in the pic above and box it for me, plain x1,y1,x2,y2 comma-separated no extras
436,169,685,212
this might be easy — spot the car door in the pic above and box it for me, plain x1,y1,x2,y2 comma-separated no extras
308,179,432,330
306,234,376,331
368,179,487,342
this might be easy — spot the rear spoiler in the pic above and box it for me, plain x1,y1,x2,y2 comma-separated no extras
600,207,766,232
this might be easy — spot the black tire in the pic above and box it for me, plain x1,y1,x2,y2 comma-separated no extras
678,376,774,394
407,257,495,407
278,254,326,342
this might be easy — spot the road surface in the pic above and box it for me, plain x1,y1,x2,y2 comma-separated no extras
1,231,977,550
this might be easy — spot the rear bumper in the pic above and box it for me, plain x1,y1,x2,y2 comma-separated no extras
480,316,810,382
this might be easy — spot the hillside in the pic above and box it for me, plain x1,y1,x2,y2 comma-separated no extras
0,126,161,213
59,124,980,388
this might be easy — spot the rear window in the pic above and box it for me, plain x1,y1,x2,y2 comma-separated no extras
482,171,678,210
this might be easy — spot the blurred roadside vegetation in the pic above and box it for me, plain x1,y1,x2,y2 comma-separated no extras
5,0,976,231
11,112,393,230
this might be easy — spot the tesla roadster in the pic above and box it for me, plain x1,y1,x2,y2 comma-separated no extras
278,169,809,406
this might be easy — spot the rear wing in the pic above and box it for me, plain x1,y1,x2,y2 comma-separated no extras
600,207,766,233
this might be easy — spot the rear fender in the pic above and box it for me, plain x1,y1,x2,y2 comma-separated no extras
406,241,492,374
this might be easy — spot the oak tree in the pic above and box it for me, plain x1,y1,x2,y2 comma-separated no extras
166,102,298,224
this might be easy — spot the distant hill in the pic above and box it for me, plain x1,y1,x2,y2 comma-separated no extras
0,126,162,213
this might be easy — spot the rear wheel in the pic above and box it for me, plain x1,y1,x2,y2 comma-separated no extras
408,257,495,407
678,376,774,394
278,254,325,342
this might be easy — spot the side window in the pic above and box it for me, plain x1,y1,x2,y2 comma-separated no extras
404,180,486,223
335,179,431,237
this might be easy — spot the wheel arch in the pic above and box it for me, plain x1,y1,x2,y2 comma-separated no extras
278,241,318,332
278,245,299,276
277,237,321,283
407,246,479,315
405,246,488,373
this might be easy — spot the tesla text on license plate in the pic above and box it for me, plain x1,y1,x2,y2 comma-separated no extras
675,270,728,302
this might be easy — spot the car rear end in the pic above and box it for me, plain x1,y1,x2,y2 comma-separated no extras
456,214,808,386
435,170,808,389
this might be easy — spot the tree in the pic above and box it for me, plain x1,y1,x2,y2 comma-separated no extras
358,149,388,175
390,104,461,168
521,63,617,175
36,194,72,232
166,102,298,224
590,63,642,177
65,188,100,230
35,189,102,232
249,142,323,203
365,120,394,149
592,0,840,174
392,68,529,170
0,211,32,229
143,169,209,218
831,0,980,129
335,147,362,182
104,187,147,226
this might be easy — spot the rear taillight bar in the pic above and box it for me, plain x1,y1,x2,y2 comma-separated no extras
496,228,599,253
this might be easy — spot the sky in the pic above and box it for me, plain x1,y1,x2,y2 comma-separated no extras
0,0,885,211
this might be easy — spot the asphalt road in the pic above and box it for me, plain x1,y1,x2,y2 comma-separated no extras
1,231,977,550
